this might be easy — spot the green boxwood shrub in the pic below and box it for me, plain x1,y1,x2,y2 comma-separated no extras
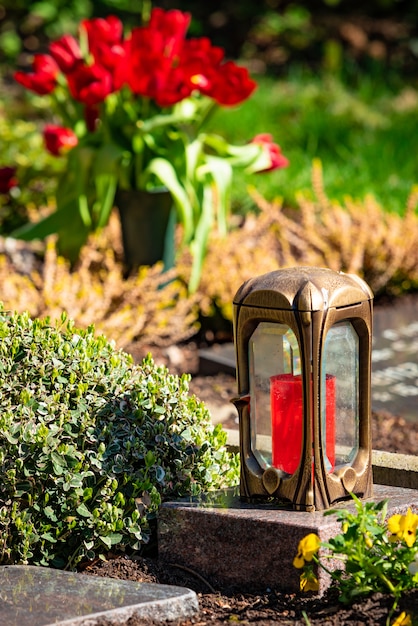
0,307,239,569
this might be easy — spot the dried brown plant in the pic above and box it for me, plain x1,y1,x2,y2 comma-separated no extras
199,161,418,320
1,166,418,343
0,214,199,353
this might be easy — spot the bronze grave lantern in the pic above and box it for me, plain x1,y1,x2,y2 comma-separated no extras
232,267,374,511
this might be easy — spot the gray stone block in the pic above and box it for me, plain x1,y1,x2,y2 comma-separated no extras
0,565,199,625
372,450,418,489
158,485,418,595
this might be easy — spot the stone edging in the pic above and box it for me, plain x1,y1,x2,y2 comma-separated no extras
224,429,418,490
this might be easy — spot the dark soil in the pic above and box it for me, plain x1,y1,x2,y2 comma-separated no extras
79,340,418,626
83,554,418,626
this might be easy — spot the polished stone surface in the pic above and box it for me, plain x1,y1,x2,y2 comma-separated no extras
159,485,418,595
372,295,418,421
0,565,199,626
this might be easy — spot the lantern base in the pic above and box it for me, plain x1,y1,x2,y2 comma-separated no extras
158,484,418,595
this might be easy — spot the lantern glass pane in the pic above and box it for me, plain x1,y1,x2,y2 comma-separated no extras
249,322,302,472
322,321,359,469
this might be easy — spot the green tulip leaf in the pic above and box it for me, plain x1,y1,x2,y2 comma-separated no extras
145,158,194,243
185,139,203,183
199,156,232,237
188,185,214,294
93,143,124,177
94,174,118,228
11,210,72,241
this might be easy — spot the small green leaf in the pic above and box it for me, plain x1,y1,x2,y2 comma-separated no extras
76,503,91,518
108,532,123,545
44,506,58,522
41,532,57,543
144,158,193,242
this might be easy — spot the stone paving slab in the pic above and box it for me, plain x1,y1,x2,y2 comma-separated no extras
159,484,418,596
0,565,199,626
372,295,418,420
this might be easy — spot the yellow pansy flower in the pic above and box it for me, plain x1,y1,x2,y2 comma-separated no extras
392,611,412,626
293,533,321,568
388,508,418,548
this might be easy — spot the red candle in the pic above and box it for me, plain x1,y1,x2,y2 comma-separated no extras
270,373,336,474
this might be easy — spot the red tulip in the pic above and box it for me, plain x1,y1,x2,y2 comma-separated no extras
202,61,257,106
181,38,225,70
111,38,131,90
125,8,192,104
124,7,256,109
125,27,172,99
0,167,18,194
14,54,58,95
83,42,126,84
92,41,126,75
83,16,126,75
83,15,123,45
148,8,191,59
152,67,194,107
179,38,224,93
66,63,113,106
251,134,289,172
49,35,83,74
127,27,191,104
43,125,78,156
33,54,59,77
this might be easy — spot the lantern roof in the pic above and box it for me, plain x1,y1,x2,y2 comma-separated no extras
233,267,373,312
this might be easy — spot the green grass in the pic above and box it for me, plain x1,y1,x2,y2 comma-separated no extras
2,66,417,221
206,68,418,215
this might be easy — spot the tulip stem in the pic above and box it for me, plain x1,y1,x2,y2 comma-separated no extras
140,0,152,24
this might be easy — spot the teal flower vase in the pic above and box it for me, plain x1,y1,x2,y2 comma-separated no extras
116,188,176,275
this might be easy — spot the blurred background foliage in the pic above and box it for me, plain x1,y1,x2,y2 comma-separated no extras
1,0,418,76
1,0,417,230
0,0,417,336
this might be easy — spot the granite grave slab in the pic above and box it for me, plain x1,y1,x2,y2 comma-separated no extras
0,565,199,626
159,484,418,595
